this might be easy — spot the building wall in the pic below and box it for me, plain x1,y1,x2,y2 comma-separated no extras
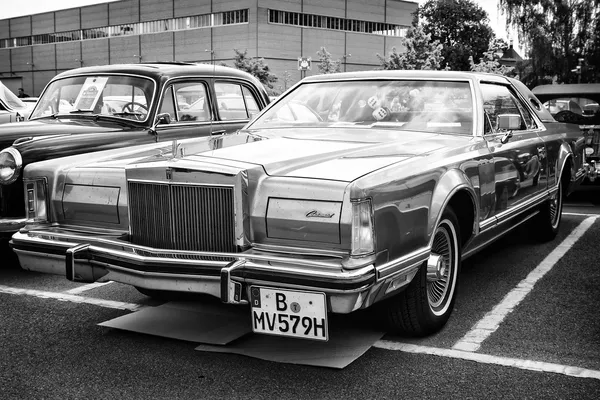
0,0,417,96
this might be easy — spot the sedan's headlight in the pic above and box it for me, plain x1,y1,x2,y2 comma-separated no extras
351,199,375,256
0,148,23,185
24,178,48,222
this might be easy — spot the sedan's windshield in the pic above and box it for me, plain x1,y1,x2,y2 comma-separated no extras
249,79,474,135
30,75,155,122
0,81,27,110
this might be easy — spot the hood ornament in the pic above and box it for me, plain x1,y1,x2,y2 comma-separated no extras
171,139,184,159
306,210,335,218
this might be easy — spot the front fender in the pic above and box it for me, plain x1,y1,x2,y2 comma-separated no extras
428,168,478,247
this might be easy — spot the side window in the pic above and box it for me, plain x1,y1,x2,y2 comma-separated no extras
242,86,260,118
481,83,534,134
159,86,176,121
160,82,210,123
215,82,258,120
174,82,210,123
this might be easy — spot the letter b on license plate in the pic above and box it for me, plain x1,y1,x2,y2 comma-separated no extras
250,287,328,341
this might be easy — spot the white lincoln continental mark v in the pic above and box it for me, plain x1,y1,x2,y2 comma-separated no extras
10,71,587,340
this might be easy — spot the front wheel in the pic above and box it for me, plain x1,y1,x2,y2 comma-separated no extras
383,207,461,336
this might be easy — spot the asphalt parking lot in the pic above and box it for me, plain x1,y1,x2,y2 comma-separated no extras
1,191,599,399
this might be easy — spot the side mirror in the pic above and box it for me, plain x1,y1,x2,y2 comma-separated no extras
155,113,171,125
497,114,522,131
148,113,171,142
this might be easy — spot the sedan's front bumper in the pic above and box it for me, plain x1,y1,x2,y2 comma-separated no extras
0,217,28,237
11,228,426,313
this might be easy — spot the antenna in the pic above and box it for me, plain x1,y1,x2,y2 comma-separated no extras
206,49,216,147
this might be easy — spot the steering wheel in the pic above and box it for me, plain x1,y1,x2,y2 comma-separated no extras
121,102,149,120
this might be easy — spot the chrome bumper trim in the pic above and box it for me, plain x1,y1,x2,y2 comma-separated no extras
0,217,28,234
11,227,426,312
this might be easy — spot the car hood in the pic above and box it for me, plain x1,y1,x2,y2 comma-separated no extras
0,118,137,149
176,127,468,182
52,128,468,184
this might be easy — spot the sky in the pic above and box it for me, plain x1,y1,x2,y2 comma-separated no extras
2,0,521,52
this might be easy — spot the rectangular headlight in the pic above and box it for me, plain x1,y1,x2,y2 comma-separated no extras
24,178,48,222
351,199,374,256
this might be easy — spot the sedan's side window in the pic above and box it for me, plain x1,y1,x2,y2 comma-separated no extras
215,82,260,120
159,82,210,123
481,83,536,134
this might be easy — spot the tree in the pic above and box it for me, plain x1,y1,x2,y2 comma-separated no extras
499,0,600,83
417,0,495,71
229,49,278,92
469,49,515,75
377,26,444,70
316,47,341,74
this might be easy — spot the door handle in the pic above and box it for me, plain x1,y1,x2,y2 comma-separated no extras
211,130,227,135
500,131,513,144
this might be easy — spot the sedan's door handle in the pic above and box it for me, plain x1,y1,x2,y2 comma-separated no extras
211,130,227,135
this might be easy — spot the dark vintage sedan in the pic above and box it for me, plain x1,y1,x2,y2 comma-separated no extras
532,83,600,181
0,63,269,236
12,71,585,339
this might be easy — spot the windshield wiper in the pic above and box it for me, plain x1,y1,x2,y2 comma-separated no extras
69,109,95,114
111,111,143,117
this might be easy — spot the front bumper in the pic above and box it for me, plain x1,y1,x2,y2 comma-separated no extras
11,228,426,313
0,217,28,236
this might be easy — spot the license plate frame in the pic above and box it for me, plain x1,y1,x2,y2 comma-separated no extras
249,286,328,342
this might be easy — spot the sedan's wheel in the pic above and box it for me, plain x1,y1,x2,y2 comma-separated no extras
536,179,563,242
383,207,460,336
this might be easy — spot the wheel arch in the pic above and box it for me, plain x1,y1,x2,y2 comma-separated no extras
556,142,574,194
428,169,478,248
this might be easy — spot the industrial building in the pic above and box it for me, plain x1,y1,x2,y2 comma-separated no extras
0,0,417,96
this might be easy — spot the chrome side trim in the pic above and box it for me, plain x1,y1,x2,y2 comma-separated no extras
463,210,540,259
376,247,430,281
494,190,548,224
479,216,497,232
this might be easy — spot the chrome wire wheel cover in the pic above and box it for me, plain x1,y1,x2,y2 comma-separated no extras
427,219,458,316
550,182,562,229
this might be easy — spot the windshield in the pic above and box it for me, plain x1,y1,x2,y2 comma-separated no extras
249,79,474,135
30,74,155,122
0,81,26,109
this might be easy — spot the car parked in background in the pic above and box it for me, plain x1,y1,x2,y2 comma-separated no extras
12,71,584,339
532,83,600,181
0,81,34,124
0,62,269,236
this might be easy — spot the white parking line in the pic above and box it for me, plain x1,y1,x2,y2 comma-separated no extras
453,216,598,352
64,281,113,294
0,285,144,311
1,284,599,379
374,341,600,380
563,211,600,217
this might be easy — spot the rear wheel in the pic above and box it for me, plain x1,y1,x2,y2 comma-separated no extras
536,179,564,242
383,207,461,336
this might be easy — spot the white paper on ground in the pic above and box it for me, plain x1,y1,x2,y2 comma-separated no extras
195,324,385,369
99,301,251,345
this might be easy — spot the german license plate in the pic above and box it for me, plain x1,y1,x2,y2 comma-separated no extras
250,286,328,341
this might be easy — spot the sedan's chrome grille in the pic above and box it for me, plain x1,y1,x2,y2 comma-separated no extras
128,181,236,253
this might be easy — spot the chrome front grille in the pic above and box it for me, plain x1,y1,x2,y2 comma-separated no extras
128,181,236,253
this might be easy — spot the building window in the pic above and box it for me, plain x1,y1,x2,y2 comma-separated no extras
0,9,248,49
268,9,408,37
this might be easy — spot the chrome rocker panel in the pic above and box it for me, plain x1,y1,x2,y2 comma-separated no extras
11,229,427,314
